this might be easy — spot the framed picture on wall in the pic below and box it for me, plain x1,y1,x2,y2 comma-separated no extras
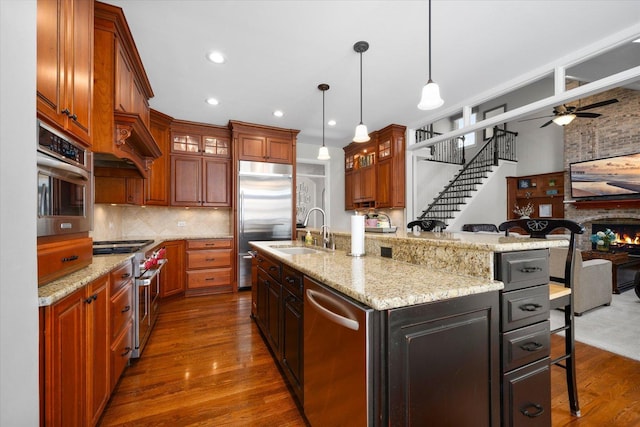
518,178,531,189
539,204,552,217
483,104,507,140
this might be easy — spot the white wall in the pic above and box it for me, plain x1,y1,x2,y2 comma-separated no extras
0,1,40,424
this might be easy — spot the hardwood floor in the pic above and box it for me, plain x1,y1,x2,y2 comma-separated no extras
99,292,640,426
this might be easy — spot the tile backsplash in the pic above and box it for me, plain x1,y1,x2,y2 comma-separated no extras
92,204,232,241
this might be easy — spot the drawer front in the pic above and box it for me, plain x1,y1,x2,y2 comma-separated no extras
187,249,232,269
502,358,551,427
110,283,134,341
111,320,133,389
187,239,232,250
256,252,281,282
501,285,549,332
186,267,232,289
502,321,550,372
110,261,134,294
496,249,549,291
282,265,303,298
37,236,93,286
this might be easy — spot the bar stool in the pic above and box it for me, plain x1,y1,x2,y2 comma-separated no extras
407,219,447,232
498,218,585,417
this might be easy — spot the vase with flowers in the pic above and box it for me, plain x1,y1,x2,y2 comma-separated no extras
590,228,616,252
513,202,534,219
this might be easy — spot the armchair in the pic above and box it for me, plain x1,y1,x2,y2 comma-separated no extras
549,247,612,315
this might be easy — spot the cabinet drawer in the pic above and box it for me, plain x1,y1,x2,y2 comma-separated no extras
502,358,551,427
282,265,303,298
111,320,133,390
37,236,93,286
110,261,133,294
187,249,231,269
187,239,232,250
110,283,133,341
186,267,231,289
255,253,281,282
502,321,550,372
496,249,549,291
501,285,549,332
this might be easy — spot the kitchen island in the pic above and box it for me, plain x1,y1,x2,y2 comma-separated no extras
250,231,567,426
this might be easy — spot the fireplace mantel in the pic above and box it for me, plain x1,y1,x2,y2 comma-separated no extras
570,199,640,210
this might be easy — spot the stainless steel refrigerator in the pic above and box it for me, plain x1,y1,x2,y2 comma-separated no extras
237,160,293,289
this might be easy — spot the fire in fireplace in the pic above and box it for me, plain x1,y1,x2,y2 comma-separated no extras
592,223,640,255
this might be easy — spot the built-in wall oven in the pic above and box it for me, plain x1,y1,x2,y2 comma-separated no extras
37,121,93,237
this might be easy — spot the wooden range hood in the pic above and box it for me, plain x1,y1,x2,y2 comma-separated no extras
109,111,162,177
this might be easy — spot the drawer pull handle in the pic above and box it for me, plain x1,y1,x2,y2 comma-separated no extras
84,294,98,304
62,255,79,263
121,273,131,279
519,303,542,312
269,266,278,272
520,403,544,418
121,305,131,313
205,277,215,281
520,341,543,352
285,277,295,284
519,266,542,273
121,346,132,357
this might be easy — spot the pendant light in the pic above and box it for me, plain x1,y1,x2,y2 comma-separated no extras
353,41,370,143
317,83,331,160
417,0,444,110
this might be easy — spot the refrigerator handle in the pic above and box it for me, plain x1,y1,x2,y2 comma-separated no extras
240,190,245,235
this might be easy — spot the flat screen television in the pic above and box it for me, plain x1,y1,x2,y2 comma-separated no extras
570,152,640,199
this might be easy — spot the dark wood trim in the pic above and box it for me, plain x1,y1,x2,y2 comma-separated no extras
571,198,640,210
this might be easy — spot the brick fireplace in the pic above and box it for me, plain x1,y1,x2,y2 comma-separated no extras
562,86,640,252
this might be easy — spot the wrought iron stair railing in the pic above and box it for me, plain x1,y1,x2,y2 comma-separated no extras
413,127,517,225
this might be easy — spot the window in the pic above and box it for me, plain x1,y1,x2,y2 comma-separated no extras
452,112,477,147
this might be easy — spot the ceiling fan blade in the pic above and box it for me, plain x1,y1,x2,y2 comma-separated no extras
540,120,554,128
518,115,553,122
575,98,619,112
575,112,601,118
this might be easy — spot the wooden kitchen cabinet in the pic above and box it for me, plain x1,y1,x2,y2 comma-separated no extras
230,120,299,165
109,262,134,389
145,109,174,206
185,239,233,295
37,0,93,146
170,120,232,207
94,167,144,205
41,273,110,427
343,124,406,210
160,240,185,298
37,236,93,286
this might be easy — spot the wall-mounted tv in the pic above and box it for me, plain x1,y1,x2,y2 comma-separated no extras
570,152,640,199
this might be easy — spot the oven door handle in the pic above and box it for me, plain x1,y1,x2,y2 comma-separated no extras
136,264,164,286
37,151,90,181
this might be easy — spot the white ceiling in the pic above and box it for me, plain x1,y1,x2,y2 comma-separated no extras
104,0,640,148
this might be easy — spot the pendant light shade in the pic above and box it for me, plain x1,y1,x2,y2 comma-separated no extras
317,83,331,160
418,0,444,110
353,41,370,143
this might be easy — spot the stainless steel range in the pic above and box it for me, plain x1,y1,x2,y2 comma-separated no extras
93,240,166,358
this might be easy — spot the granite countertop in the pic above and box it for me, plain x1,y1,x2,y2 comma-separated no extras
250,240,506,310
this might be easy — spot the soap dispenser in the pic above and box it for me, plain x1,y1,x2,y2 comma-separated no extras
305,230,313,245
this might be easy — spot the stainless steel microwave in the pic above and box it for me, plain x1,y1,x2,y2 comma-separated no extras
37,121,93,237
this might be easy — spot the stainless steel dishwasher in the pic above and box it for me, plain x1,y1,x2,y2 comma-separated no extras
303,276,374,426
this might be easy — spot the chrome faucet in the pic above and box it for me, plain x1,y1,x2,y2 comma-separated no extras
303,207,330,249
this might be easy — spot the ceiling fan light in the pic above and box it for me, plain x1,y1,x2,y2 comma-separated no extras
418,80,444,110
353,123,370,143
552,114,576,126
317,145,330,160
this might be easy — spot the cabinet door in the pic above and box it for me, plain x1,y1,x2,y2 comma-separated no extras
376,159,392,208
95,177,127,204
64,0,93,144
238,135,266,161
267,137,293,164
281,288,303,400
36,0,65,129
203,158,231,206
267,280,282,352
86,274,110,427
146,112,171,206
344,171,355,210
44,288,86,427
160,240,185,298
256,268,270,333
115,42,133,113
171,155,202,206
360,166,376,202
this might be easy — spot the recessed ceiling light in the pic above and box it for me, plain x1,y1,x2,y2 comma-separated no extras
206,97,219,106
273,110,284,118
207,51,225,64
328,120,336,126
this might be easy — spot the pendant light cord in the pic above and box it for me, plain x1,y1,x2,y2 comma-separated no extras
322,89,326,147
359,50,364,124
428,0,432,81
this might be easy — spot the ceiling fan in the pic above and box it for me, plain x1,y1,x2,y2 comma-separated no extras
520,98,619,128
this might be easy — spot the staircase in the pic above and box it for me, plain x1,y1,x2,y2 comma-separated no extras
414,127,517,226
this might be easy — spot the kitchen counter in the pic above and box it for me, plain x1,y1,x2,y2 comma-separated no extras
38,235,232,306
251,232,568,310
